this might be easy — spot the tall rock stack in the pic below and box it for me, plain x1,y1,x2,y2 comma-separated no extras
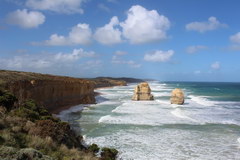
132,82,154,101
170,88,184,105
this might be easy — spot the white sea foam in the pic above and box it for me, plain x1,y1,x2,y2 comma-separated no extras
58,105,85,116
171,108,197,122
85,127,240,160
156,99,170,105
98,115,112,123
188,95,215,106
153,92,170,97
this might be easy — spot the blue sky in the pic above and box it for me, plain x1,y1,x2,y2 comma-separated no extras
1,0,240,82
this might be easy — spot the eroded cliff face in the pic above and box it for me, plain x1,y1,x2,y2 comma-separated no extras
5,78,95,112
0,70,142,113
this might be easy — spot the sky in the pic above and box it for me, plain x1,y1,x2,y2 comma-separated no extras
1,0,240,82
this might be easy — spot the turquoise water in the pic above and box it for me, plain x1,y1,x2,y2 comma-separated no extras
58,82,240,160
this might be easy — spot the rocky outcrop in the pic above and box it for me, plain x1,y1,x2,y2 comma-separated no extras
170,88,184,105
0,70,95,113
132,82,154,101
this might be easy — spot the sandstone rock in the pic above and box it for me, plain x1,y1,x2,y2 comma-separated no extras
170,88,184,105
132,82,154,101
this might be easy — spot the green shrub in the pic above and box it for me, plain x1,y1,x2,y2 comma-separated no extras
12,107,40,121
88,143,100,153
0,119,5,130
101,147,118,160
2,131,27,148
0,136,4,145
0,90,17,111
38,107,50,116
22,99,38,111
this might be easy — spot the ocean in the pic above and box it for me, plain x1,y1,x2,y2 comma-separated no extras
58,81,240,160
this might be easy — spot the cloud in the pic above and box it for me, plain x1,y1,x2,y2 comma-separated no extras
6,9,45,28
230,32,240,44
98,3,110,12
114,50,127,56
39,23,92,46
25,0,86,14
227,32,240,51
211,61,220,70
111,52,141,68
186,17,226,33
120,5,170,44
54,48,96,62
144,50,174,62
186,45,208,54
0,48,97,71
94,16,122,45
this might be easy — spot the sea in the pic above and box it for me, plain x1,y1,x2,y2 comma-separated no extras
58,81,240,160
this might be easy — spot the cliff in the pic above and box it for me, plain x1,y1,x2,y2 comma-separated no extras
0,70,95,113
0,70,142,113
91,77,127,88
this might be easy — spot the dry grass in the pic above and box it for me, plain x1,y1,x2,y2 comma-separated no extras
27,135,57,151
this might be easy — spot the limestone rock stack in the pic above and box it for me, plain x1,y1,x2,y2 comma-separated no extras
132,82,154,101
170,88,184,105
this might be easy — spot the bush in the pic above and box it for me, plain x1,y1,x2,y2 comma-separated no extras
12,107,40,121
88,143,100,153
100,147,118,160
27,135,57,154
0,119,5,130
0,90,17,111
22,99,38,111
2,131,27,148
0,136,4,145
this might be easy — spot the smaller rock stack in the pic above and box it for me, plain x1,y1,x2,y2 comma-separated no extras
170,88,184,105
132,82,154,101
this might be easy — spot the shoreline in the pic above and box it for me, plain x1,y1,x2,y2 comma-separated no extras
52,85,121,114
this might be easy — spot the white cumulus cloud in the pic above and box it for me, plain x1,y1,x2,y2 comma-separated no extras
186,45,208,54
211,61,220,70
120,5,170,44
144,50,174,62
54,48,96,62
94,16,122,45
186,17,226,33
6,9,45,28
228,32,240,51
42,23,92,46
25,0,86,14
230,32,240,44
